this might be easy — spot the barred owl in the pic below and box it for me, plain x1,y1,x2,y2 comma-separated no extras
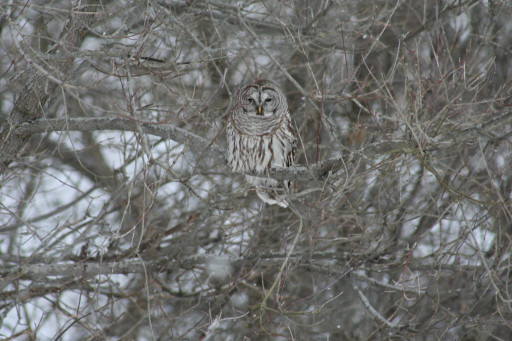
226,80,296,207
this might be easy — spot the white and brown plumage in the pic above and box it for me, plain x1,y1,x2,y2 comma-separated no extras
226,79,296,207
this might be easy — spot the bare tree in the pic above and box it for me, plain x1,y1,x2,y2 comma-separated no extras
1,0,512,340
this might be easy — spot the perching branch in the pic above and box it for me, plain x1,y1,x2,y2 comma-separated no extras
11,109,512,182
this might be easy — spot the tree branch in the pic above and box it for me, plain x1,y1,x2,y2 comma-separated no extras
0,0,102,173
11,108,512,182
353,283,401,329
8,253,422,297
13,117,226,159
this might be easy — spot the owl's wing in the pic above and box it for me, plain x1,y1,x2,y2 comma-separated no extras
288,139,296,167
286,117,297,167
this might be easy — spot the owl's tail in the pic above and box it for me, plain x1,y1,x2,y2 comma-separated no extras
256,187,289,208
245,175,290,208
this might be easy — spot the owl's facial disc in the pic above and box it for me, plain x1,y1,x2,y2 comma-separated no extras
243,88,278,117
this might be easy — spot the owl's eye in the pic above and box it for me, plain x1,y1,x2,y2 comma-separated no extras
247,98,255,103
265,98,272,103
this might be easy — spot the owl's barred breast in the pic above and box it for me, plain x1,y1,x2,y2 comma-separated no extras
226,118,294,175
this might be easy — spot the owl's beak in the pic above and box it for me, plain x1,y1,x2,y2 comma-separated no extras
257,106,263,115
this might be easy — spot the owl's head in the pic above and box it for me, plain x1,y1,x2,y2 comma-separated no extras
237,80,287,117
